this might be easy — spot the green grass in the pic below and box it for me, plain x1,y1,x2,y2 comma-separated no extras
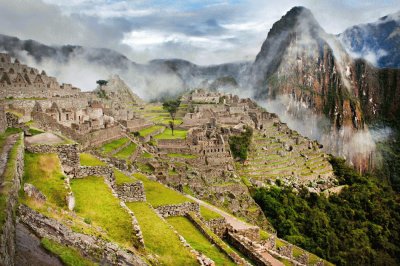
28,127,44,136
79,153,106,167
167,217,235,266
167,153,197,159
200,206,222,221
138,125,164,137
260,230,270,241
70,176,136,248
114,169,136,185
154,128,187,140
41,238,96,266
114,142,137,160
0,134,22,231
133,173,192,207
23,152,68,208
126,202,197,265
141,152,153,159
135,162,154,173
99,138,129,155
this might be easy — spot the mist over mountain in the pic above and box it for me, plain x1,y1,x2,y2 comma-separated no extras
0,33,249,100
339,11,400,68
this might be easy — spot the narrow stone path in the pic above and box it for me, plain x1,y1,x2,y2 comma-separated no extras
185,195,257,231
0,134,19,183
185,195,284,266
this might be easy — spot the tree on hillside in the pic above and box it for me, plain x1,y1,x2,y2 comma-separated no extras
162,99,181,136
96,80,108,86
229,126,253,163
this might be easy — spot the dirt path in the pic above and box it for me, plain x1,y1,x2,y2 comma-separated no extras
185,195,258,231
186,195,284,266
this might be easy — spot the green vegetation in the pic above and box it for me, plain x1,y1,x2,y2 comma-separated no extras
23,152,67,208
79,153,106,167
154,128,187,140
28,127,44,136
135,162,154,173
167,216,235,265
200,206,222,221
0,134,22,230
141,151,153,159
127,202,197,265
99,138,129,155
138,125,164,137
114,142,137,160
253,156,400,265
133,173,191,207
71,176,136,248
41,238,96,266
229,126,253,163
167,153,196,159
114,169,135,185
162,99,181,136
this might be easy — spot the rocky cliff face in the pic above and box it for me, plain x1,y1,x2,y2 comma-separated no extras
251,7,400,173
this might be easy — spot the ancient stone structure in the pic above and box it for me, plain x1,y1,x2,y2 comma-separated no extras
25,143,80,176
18,205,147,266
0,105,6,133
114,182,146,202
0,134,24,266
155,202,200,218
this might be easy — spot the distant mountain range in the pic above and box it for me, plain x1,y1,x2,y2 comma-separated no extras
340,11,400,68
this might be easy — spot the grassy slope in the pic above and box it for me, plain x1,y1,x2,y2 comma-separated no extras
154,128,187,140
114,169,136,185
99,138,129,155
41,238,96,266
126,202,197,265
114,142,137,160
200,206,222,221
70,176,136,248
79,153,106,167
23,152,67,208
133,173,192,207
138,125,165,137
167,216,235,266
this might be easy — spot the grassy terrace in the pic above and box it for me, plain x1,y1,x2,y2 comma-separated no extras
114,169,136,185
0,133,22,230
138,125,165,137
200,206,222,221
133,173,192,207
23,152,68,208
127,202,197,265
167,216,235,266
98,138,129,155
79,153,106,167
114,142,137,160
154,128,187,140
71,176,136,248
41,238,96,266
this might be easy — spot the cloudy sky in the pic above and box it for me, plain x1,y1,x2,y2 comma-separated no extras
0,0,399,65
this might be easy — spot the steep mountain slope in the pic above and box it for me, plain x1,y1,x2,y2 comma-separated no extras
339,11,400,68
251,6,400,176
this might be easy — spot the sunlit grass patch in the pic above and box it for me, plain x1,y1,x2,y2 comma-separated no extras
114,142,137,160
154,128,187,140
79,153,106,167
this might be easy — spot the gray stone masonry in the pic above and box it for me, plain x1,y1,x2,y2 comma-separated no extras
17,205,147,266
155,202,200,218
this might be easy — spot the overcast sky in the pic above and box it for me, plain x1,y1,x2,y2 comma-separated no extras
0,0,399,65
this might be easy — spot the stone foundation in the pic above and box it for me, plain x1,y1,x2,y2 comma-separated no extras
115,182,146,202
0,105,7,133
0,134,24,266
155,202,200,218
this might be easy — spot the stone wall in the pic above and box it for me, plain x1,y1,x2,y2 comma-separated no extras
114,181,146,202
0,105,6,133
80,126,124,149
32,111,81,141
0,133,24,266
77,166,114,183
18,205,147,266
155,202,200,218
226,232,272,266
25,143,80,176
139,127,164,143
204,218,229,238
